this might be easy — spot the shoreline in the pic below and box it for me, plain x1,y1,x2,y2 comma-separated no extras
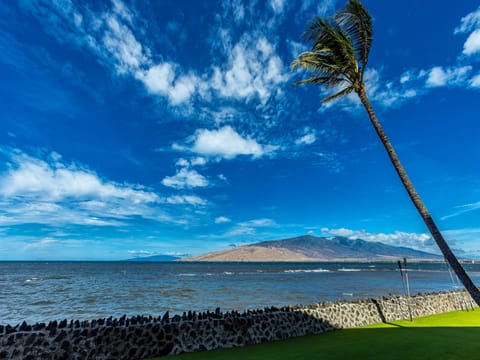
0,289,476,359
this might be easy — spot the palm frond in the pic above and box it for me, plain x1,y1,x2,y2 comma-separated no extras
290,0,372,103
295,37,357,83
293,76,346,87
291,52,346,78
321,85,355,103
335,0,373,78
305,19,354,65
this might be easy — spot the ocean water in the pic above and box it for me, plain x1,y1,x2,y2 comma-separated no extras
1,261,479,325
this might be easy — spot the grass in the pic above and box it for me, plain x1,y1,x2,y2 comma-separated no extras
152,309,480,360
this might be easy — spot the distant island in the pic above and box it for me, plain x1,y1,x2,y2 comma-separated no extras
126,254,181,262
181,235,443,262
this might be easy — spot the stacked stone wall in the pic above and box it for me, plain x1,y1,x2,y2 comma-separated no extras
0,290,476,359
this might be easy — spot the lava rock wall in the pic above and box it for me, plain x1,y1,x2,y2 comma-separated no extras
0,290,475,359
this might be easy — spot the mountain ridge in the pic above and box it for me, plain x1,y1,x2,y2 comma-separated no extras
182,235,442,262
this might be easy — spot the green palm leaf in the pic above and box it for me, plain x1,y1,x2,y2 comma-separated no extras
335,0,373,77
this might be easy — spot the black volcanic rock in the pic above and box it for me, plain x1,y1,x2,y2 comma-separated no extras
253,235,441,260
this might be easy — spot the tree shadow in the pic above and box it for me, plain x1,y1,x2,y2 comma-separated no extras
371,298,404,328
169,326,480,360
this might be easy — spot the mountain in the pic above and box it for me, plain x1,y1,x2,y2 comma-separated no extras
126,254,181,262
182,235,442,262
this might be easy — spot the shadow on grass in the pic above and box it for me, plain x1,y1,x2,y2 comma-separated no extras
168,326,480,360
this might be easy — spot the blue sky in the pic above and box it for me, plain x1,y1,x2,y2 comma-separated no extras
1,0,480,260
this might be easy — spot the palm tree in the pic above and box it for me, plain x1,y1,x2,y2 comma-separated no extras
291,0,480,305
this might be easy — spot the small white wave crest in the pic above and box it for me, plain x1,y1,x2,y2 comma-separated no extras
338,268,362,272
284,269,331,273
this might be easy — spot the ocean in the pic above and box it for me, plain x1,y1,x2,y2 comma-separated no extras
1,261,479,326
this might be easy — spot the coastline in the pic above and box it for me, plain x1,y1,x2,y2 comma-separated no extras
1,289,476,359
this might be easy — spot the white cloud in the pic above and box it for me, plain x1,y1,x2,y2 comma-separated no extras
165,195,207,206
210,35,288,104
318,68,421,112
103,15,148,74
161,168,209,189
425,66,472,87
462,29,480,55
23,238,58,250
295,131,316,145
137,63,199,105
0,149,206,227
287,39,308,60
127,249,158,256
321,227,435,253
0,151,158,203
111,0,134,24
218,217,277,238
230,0,245,24
215,216,231,224
455,6,480,55
240,218,276,227
189,126,277,160
316,0,337,16
455,6,480,34
471,73,480,87
191,157,207,166
441,201,480,220
270,0,285,14
21,0,290,108
313,152,343,173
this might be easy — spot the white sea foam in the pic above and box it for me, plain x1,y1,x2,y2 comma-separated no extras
284,269,331,273
338,268,362,272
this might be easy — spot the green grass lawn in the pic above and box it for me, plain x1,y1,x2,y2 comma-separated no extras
153,309,480,360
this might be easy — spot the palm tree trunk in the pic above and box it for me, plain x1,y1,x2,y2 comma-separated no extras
357,86,480,306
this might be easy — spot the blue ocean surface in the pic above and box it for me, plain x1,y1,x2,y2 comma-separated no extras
1,261,479,325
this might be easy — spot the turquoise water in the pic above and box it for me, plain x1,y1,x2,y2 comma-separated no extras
1,261,478,325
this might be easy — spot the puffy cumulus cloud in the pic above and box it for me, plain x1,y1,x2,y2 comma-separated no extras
0,150,159,203
471,73,480,87
0,148,207,228
21,0,289,107
321,227,436,253
295,133,316,145
187,126,278,160
139,34,289,106
136,63,200,105
463,29,480,56
425,66,472,87
210,35,288,104
215,216,232,224
295,128,317,146
161,168,209,189
455,6,480,55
